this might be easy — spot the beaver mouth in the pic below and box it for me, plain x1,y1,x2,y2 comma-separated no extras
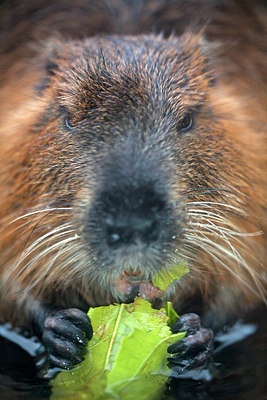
114,269,164,301
123,269,145,283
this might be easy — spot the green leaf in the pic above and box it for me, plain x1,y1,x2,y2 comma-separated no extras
152,264,189,291
51,299,185,400
164,301,179,327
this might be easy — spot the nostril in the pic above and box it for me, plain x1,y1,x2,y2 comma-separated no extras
106,226,124,247
108,231,121,246
106,224,135,247
144,220,158,242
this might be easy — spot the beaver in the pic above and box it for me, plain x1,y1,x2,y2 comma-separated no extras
0,0,266,373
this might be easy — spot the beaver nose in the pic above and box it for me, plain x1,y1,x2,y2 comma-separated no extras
106,216,159,247
101,189,166,248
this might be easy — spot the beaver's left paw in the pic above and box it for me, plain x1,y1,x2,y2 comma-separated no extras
167,313,214,375
40,308,93,370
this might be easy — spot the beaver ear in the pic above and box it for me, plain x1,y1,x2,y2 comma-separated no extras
180,29,217,87
45,58,59,76
44,38,63,75
35,38,63,93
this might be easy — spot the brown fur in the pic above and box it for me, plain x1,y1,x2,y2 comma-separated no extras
0,0,266,332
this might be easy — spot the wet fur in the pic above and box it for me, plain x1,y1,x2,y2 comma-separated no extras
0,0,266,336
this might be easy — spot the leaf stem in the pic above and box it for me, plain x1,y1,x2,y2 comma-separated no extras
104,303,124,371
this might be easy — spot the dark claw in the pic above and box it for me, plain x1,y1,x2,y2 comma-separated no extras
58,308,93,340
48,354,82,369
43,332,84,359
44,315,86,343
168,327,214,355
168,347,212,369
35,356,49,374
44,308,92,340
171,313,201,335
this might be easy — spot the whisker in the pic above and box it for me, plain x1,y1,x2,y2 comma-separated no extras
13,225,74,273
24,240,76,293
13,235,79,283
187,201,247,214
188,219,263,238
185,232,262,298
8,207,73,226
181,187,235,196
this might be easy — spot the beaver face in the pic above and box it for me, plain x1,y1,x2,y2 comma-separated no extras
3,32,255,308
34,33,234,303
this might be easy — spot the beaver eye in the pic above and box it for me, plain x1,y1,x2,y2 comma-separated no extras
179,113,193,132
64,115,75,130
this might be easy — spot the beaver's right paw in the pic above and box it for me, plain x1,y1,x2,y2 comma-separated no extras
167,313,214,378
41,308,93,369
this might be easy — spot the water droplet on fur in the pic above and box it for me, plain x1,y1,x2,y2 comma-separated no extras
172,235,176,240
